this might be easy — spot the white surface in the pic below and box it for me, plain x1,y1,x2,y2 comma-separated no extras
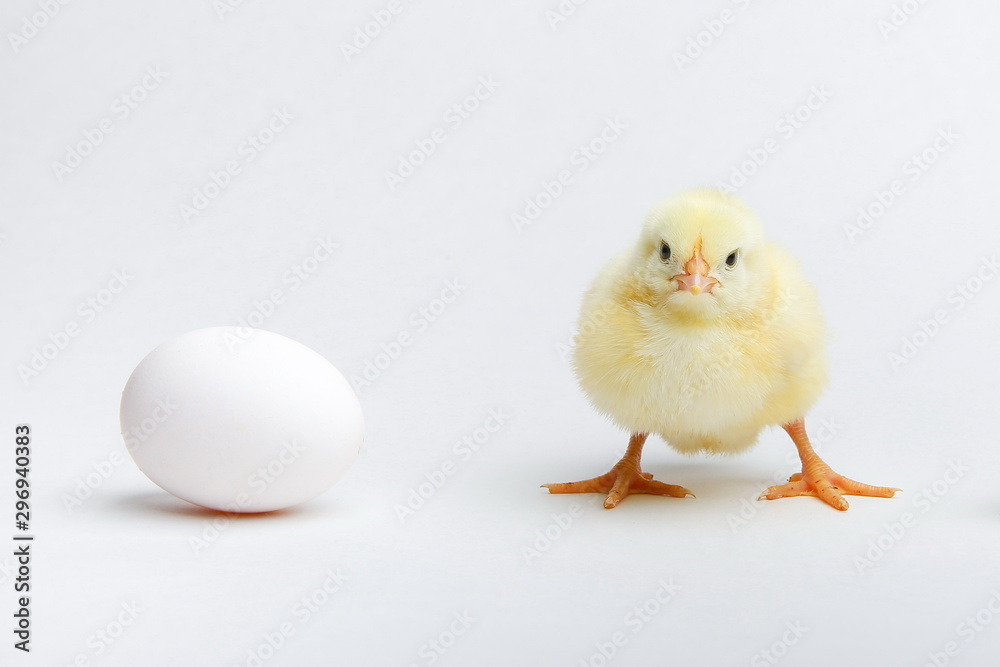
120,327,363,513
2,1,999,665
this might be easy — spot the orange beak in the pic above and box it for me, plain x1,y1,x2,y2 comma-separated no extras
675,238,718,295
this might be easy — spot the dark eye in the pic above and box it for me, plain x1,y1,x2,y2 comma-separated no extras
659,242,671,261
726,251,738,267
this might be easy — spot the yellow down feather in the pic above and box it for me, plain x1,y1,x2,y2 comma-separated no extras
573,188,827,455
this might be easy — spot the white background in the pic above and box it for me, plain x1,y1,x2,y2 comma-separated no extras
2,0,1000,665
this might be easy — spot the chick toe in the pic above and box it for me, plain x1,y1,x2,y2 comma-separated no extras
760,469,899,512
543,469,692,509
759,419,900,511
542,432,693,509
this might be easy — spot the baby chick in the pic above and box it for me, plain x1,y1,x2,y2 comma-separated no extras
544,188,898,511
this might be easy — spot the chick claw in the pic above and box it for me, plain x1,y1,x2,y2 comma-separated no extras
756,419,900,511
542,433,693,509
544,469,693,509
759,466,899,511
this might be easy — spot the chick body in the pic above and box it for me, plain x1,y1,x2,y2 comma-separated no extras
572,190,826,456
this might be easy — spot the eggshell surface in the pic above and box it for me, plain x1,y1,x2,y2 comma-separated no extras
120,327,363,512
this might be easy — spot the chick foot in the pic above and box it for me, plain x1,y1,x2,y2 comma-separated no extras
542,433,693,509
760,419,899,511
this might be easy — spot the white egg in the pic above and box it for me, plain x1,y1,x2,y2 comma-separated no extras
120,327,363,513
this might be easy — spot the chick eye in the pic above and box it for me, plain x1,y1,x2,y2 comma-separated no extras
659,242,671,262
726,250,739,268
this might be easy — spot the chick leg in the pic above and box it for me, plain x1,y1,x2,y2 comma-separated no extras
543,433,693,509
760,419,899,511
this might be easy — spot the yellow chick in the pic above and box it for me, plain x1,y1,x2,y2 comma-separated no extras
544,188,898,511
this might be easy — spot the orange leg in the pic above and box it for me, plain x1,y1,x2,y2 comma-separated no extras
760,419,900,511
543,433,693,509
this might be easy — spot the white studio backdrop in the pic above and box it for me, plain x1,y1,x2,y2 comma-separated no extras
2,1,999,665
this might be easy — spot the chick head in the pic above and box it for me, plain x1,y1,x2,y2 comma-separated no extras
632,188,766,320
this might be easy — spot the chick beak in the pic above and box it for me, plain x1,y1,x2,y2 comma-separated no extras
675,240,718,296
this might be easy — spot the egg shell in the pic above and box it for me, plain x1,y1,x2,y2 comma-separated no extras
120,327,363,512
